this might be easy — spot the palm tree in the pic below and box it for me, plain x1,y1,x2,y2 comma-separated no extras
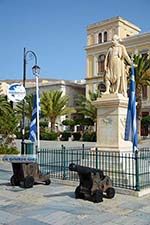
133,54,150,120
76,90,101,124
41,90,76,131
0,95,13,139
0,95,19,144
0,95,12,116
133,54,150,135
15,94,34,121
0,110,20,144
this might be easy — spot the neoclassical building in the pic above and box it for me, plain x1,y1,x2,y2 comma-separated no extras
85,16,150,135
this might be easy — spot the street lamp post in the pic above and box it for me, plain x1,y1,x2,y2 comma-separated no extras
32,65,40,151
21,48,40,154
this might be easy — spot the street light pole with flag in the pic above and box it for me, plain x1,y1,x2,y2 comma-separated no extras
29,91,40,150
124,64,138,152
29,65,40,151
29,94,37,143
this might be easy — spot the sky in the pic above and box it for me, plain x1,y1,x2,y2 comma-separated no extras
0,0,150,81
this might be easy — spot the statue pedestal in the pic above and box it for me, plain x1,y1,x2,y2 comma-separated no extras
93,93,132,152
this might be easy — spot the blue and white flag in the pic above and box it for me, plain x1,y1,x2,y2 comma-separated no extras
29,93,40,142
29,94,37,142
124,65,138,151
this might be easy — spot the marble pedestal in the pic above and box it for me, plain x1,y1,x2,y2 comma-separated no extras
93,93,132,152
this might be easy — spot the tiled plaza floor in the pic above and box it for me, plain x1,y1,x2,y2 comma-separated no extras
0,161,150,225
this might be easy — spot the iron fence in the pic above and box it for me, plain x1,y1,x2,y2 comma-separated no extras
37,146,150,191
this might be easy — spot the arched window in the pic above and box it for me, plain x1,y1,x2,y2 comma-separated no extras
98,54,105,73
98,33,102,43
104,31,107,42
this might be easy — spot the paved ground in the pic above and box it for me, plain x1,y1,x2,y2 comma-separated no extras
15,138,150,152
0,161,150,225
15,140,95,153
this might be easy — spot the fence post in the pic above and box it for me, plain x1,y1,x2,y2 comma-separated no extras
96,147,98,169
82,144,85,160
36,145,39,164
135,150,140,191
63,146,66,180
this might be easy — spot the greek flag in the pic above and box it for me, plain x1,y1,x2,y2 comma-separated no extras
124,65,138,151
29,93,40,142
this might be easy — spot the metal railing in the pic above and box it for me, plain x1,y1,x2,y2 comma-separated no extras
37,146,150,191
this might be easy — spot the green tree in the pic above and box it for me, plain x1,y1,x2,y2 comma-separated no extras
15,94,34,121
0,110,20,144
133,54,150,120
76,90,101,124
0,95,20,145
130,54,150,136
41,90,75,131
0,95,12,116
141,115,150,127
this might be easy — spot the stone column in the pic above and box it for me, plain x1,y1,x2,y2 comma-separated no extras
93,93,132,152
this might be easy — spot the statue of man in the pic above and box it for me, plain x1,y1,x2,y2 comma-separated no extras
104,34,132,97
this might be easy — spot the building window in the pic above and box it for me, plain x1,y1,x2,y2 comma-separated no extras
98,54,105,73
98,33,102,43
141,112,149,136
142,85,147,99
104,31,107,42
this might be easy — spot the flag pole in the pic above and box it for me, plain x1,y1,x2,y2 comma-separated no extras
124,62,138,152
32,64,40,152
35,73,40,151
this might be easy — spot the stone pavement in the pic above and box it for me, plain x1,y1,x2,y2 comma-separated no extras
15,138,150,150
15,139,95,152
0,161,150,225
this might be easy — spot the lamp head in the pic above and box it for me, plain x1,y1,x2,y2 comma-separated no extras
32,65,40,76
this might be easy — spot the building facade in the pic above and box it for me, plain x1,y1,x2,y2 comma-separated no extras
85,16,150,136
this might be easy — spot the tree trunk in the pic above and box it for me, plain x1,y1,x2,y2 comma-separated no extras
50,117,56,132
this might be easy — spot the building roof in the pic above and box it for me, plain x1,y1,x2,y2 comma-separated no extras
87,16,141,32
0,78,86,89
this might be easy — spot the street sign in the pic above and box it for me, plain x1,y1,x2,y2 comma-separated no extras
7,83,26,102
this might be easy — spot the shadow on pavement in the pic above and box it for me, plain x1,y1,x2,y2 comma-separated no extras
44,191,75,198
0,182,11,186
